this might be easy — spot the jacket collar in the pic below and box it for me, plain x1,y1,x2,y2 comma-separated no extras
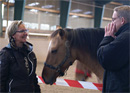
115,23,130,36
6,41,33,51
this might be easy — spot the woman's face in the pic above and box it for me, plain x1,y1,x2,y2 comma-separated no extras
13,24,28,46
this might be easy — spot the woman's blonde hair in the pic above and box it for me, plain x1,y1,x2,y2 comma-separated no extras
5,20,23,40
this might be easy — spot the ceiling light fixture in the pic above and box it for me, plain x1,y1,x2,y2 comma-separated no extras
83,11,92,15
71,9,82,13
28,2,39,6
42,5,54,9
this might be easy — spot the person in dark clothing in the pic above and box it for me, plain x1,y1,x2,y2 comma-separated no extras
97,5,130,92
0,20,41,92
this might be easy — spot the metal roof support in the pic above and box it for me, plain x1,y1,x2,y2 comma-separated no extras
60,0,71,28
94,2,105,28
94,0,113,28
0,1,3,36
14,0,26,20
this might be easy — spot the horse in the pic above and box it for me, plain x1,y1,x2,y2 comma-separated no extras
42,28,105,85
75,60,102,83
75,60,92,81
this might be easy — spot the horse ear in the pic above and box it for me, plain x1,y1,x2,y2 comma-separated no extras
59,29,65,38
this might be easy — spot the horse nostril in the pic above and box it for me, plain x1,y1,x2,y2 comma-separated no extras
59,72,64,76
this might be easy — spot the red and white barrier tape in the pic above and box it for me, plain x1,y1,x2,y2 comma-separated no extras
37,76,103,91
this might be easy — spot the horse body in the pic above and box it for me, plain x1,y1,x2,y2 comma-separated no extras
73,48,104,81
42,28,104,85
75,60,92,81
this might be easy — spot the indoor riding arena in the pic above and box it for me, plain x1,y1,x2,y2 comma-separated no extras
0,0,129,93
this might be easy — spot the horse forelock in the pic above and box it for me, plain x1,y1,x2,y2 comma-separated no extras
50,29,60,39
50,28,73,40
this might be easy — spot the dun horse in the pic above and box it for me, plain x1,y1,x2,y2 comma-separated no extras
42,28,104,85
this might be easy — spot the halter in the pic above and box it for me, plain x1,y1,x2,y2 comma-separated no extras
44,41,73,76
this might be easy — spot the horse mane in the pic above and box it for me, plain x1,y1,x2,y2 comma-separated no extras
71,28,104,59
51,28,104,59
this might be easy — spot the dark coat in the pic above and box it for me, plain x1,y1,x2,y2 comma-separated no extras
0,42,41,92
97,23,130,92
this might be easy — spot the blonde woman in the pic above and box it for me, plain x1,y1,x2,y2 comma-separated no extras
0,20,41,92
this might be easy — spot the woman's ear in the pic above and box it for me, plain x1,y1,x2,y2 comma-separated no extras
12,34,16,40
12,35,15,38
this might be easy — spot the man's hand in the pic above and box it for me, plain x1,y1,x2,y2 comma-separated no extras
105,22,116,38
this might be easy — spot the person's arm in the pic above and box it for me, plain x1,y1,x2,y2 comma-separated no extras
0,49,10,92
97,22,129,71
97,32,129,71
31,52,41,93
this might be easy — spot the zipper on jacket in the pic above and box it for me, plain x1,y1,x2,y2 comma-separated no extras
27,51,34,76
9,79,13,92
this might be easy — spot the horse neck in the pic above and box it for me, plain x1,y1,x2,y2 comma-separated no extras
69,28,104,59
75,50,104,81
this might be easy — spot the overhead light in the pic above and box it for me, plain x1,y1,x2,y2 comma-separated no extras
72,15,78,18
71,9,82,13
83,11,92,15
30,9,38,13
8,0,15,3
28,2,39,6
41,5,54,9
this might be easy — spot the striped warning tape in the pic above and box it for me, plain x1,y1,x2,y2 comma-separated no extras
37,76,103,91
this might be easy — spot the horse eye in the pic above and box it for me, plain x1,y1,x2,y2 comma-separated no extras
51,50,57,53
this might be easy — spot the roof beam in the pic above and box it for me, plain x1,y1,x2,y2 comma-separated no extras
59,0,71,28
14,0,26,20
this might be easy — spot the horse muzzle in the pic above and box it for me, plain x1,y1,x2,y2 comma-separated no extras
42,68,57,85
42,75,54,85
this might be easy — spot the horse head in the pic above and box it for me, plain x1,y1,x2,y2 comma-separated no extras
42,29,75,85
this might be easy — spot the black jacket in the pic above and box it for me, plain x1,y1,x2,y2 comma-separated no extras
0,42,41,92
97,23,130,92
